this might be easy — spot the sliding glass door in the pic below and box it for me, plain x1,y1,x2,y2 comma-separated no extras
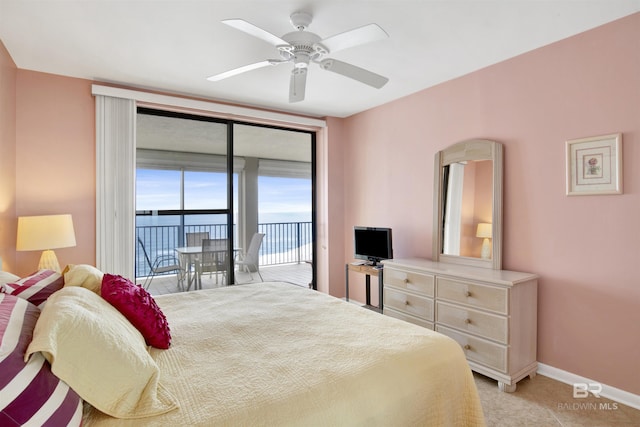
135,109,235,289
135,109,315,292
234,124,314,287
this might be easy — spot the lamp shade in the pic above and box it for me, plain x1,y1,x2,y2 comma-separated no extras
476,223,492,239
17,214,76,251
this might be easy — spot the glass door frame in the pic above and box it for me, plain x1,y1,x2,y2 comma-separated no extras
136,107,316,288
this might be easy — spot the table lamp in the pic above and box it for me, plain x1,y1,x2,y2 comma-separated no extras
16,214,76,273
476,223,492,260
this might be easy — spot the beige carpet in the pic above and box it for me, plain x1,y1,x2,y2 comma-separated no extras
475,373,640,426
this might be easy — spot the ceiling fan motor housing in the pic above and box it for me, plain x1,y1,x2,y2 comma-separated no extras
280,30,323,68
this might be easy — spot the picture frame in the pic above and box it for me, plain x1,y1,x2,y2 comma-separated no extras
566,133,622,196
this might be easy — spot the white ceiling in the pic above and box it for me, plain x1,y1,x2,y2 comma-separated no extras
1,1,638,118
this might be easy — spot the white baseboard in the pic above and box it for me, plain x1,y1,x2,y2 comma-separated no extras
537,363,640,410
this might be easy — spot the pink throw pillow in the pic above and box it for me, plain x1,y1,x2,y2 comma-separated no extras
100,274,171,349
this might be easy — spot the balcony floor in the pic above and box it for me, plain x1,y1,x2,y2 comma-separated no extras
139,262,313,296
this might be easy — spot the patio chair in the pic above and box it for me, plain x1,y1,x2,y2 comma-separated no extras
186,231,210,247
138,237,184,290
200,238,229,285
236,233,265,283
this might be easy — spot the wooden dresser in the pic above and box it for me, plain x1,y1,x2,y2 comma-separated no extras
382,257,538,392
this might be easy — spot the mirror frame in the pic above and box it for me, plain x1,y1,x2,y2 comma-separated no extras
432,139,503,270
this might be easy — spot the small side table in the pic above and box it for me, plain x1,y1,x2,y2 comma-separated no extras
345,263,384,312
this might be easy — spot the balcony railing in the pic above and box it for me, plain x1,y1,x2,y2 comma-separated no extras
135,221,312,278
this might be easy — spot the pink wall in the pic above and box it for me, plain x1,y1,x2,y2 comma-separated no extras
14,71,96,276
0,41,17,271
340,13,640,394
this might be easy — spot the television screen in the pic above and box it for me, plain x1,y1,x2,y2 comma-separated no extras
354,226,393,265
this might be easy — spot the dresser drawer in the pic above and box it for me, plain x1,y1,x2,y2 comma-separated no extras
436,325,507,373
384,288,434,321
384,307,434,330
436,277,508,314
436,302,507,343
384,268,434,296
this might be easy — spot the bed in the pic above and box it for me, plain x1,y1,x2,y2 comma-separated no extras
2,268,485,426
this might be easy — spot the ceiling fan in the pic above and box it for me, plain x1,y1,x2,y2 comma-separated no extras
207,11,390,103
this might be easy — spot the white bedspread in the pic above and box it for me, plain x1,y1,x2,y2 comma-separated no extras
83,282,485,426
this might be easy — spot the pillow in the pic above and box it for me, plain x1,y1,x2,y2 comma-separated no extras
63,264,104,293
101,274,171,349
25,286,178,419
0,293,82,426
0,271,20,285
1,270,63,308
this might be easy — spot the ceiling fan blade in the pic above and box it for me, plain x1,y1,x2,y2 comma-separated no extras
320,59,388,89
289,68,307,103
207,60,285,81
318,23,388,53
222,19,290,48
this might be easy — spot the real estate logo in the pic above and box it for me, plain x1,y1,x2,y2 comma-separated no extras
556,383,618,411
573,382,602,398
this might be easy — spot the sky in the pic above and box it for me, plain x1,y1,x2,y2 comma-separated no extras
136,169,311,223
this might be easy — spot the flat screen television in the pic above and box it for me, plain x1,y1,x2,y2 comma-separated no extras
354,226,393,265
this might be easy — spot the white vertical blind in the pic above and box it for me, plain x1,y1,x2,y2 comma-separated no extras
95,95,136,278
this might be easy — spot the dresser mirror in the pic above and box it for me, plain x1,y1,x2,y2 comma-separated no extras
432,139,503,269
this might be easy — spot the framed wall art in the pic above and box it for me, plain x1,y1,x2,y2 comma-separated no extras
565,133,622,196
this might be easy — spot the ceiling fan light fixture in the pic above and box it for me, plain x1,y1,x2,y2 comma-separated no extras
294,52,311,68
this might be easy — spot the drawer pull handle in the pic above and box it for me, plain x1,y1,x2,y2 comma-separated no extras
464,318,472,324
405,300,411,306
403,278,409,284
463,344,471,350
465,291,472,297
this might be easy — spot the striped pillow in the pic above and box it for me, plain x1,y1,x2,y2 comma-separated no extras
0,272,20,286
1,270,64,308
0,293,82,426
